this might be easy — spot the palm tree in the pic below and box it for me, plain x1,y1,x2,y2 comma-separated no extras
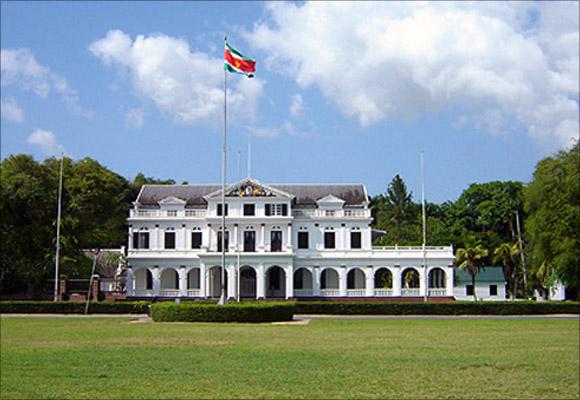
492,242,519,300
386,175,413,244
456,245,489,301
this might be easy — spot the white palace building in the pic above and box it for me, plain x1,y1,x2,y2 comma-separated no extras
126,179,461,301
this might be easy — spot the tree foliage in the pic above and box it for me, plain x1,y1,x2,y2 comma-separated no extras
455,245,489,301
524,142,579,294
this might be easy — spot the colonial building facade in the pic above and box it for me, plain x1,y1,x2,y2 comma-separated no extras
126,179,456,300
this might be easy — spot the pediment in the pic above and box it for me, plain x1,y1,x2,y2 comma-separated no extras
204,179,294,200
158,196,187,205
317,194,345,208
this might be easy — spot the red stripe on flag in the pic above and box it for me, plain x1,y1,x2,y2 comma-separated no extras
224,49,256,73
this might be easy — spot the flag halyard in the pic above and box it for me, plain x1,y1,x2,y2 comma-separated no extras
224,42,255,78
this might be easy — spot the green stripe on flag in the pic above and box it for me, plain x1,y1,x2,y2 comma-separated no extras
225,42,255,62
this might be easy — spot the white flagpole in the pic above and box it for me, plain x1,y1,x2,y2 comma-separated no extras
421,151,428,302
53,153,64,302
237,150,241,302
219,36,228,305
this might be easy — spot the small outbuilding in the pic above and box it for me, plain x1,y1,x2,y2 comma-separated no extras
453,266,506,301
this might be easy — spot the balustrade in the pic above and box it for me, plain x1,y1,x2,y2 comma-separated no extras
374,288,394,297
347,289,366,297
401,288,421,297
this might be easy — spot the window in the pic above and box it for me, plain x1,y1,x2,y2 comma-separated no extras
271,230,282,252
133,232,150,249
324,232,335,249
217,231,229,252
466,285,474,296
298,232,309,249
265,203,288,216
146,269,153,290
243,204,255,216
164,231,176,249
350,232,362,249
167,210,177,217
191,232,202,249
244,230,255,252
489,285,498,296
217,204,229,216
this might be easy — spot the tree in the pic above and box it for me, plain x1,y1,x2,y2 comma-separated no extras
492,242,519,299
525,142,579,298
455,245,489,301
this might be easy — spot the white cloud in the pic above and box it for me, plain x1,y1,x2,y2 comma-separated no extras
1,48,91,118
125,108,145,129
244,2,579,149
89,30,264,127
1,98,24,123
249,120,296,138
289,93,303,116
26,129,65,156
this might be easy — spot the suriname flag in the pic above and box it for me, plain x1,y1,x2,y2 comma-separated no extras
224,42,256,78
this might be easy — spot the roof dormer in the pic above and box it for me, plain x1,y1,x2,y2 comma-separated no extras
316,194,345,209
158,196,186,209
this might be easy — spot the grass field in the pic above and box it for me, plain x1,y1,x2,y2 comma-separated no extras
1,317,578,399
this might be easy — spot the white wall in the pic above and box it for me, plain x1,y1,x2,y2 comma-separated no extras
454,283,507,301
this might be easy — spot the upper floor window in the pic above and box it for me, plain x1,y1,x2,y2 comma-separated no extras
298,231,309,249
350,232,362,249
271,230,282,252
167,210,178,217
243,204,255,216
191,232,202,249
133,231,150,249
265,203,288,216
217,231,229,252
164,231,176,249
244,230,256,252
217,204,229,216
324,231,335,249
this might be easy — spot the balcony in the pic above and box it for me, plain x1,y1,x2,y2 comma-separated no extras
292,209,370,219
129,209,206,218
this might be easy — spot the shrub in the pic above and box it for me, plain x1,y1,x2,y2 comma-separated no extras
293,301,580,315
150,301,295,322
0,301,150,314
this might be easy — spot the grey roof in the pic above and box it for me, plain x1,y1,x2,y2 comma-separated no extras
136,183,368,207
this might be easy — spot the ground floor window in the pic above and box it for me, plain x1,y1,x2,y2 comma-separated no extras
466,285,474,296
489,285,498,296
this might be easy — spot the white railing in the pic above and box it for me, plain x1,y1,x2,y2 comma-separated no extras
130,209,206,218
347,289,366,297
292,209,370,218
187,289,201,297
133,290,154,297
294,289,314,297
159,289,180,297
374,288,394,297
401,288,421,297
373,245,451,251
428,288,447,297
320,289,340,297
266,289,286,298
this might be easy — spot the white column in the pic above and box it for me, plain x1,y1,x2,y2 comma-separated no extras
128,226,134,249
126,267,134,296
199,263,207,297
339,266,347,297
446,266,454,296
286,265,294,299
227,265,236,299
152,266,161,296
392,267,402,296
286,224,292,251
313,266,321,296
257,263,265,299
340,225,346,249
179,266,187,297
259,224,265,251
203,225,211,251
234,224,239,251
155,226,161,250
365,266,374,297
419,267,426,297
181,226,187,249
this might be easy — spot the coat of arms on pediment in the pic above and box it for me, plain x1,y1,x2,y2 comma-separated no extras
228,181,274,197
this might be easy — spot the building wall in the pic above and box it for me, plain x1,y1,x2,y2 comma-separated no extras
454,283,507,301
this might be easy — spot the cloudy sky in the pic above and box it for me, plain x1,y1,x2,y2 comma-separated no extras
1,1,578,202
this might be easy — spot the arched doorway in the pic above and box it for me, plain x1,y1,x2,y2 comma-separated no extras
401,268,420,296
266,266,286,298
160,268,179,296
347,268,366,296
239,266,257,298
320,268,339,296
187,268,201,296
208,266,228,298
374,268,393,296
134,268,153,292
293,268,313,297
428,267,446,297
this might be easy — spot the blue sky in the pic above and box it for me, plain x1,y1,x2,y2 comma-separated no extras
1,1,578,203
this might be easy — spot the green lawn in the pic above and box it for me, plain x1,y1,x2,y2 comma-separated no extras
1,317,578,399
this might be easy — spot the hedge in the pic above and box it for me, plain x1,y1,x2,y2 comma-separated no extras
150,302,295,323
0,301,150,314
293,301,580,315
